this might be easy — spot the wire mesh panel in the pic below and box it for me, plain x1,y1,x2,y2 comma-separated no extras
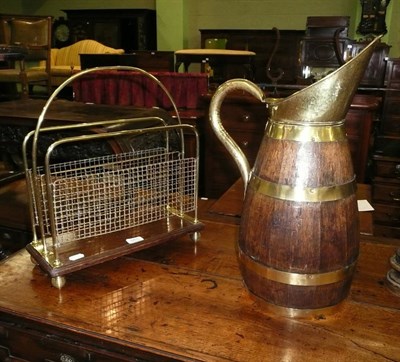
28,148,198,245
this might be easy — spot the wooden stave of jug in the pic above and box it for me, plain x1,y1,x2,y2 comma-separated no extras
237,120,359,314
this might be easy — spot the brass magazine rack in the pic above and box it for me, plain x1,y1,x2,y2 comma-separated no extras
23,66,204,288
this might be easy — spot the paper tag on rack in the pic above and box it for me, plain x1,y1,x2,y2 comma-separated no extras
126,236,144,244
69,253,85,261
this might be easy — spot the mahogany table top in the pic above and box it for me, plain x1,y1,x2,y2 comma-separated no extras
0,216,399,361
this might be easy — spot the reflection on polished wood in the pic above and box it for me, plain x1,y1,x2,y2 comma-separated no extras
0,212,399,360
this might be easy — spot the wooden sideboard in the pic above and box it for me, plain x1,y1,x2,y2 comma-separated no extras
0,209,399,360
372,58,400,238
201,92,381,199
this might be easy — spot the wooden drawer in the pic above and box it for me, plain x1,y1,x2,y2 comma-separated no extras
373,155,400,178
381,115,400,136
373,223,400,239
344,94,379,182
203,94,267,198
204,129,263,198
373,203,400,226
384,58,400,88
374,136,400,157
382,94,400,117
381,95,400,135
0,318,160,362
372,181,400,204
207,129,263,162
219,102,267,131
0,321,129,362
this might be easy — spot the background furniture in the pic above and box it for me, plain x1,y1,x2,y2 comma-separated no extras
72,70,208,110
0,15,52,98
372,58,400,238
174,48,256,82
62,9,156,52
349,40,391,87
0,213,398,360
127,51,174,72
200,29,304,84
31,39,124,87
203,37,228,83
300,16,351,70
0,179,31,259
200,28,390,87
80,51,175,72
0,44,27,99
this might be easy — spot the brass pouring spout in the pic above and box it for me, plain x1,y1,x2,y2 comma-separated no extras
270,35,383,125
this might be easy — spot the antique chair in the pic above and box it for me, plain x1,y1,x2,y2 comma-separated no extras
0,16,52,98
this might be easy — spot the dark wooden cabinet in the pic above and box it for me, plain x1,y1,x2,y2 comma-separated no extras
63,9,156,52
202,92,380,199
300,37,350,68
372,58,400,238
350,42,391,87
346,94,381,182
0,314,159,361
300,16,350,74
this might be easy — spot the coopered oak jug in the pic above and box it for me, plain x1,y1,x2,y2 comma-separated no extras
209,37,380,317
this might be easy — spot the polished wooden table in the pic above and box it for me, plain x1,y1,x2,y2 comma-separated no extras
0,206,399,360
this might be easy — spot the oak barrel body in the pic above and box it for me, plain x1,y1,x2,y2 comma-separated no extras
238,122,360,310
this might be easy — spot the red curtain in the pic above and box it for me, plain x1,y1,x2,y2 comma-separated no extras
72,71,208,110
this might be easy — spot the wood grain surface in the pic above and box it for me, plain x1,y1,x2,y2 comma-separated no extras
0,217,399,361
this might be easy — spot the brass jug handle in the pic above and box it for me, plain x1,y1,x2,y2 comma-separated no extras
209,79,266,190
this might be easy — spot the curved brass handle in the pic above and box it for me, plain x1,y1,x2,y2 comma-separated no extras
209,79,266,190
